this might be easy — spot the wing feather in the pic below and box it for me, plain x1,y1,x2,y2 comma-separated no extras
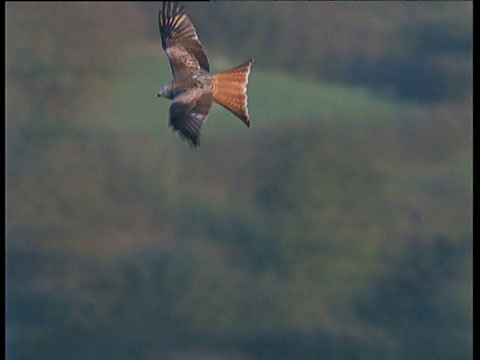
169,90,212,148
159,2,210,76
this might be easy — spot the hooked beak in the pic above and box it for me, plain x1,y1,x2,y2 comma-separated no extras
157,85,169,98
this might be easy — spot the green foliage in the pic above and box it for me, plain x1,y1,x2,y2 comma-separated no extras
174,2,472,102
355,235,472,359
6,3,472,360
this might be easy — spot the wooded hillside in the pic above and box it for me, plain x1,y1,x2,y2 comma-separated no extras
6,3,472,359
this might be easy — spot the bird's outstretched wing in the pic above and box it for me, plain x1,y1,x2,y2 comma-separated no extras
169,89,212,148
159,2,210,76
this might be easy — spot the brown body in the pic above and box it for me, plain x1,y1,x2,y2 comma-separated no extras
158,2,253,147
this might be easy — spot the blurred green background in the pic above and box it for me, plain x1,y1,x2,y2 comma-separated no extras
6,2,472,359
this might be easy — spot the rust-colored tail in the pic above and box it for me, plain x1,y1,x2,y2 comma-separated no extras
211,59,253,128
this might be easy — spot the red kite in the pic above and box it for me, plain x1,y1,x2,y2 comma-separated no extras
158,1,253,148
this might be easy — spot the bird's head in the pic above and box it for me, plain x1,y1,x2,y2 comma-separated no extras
157,82,174,100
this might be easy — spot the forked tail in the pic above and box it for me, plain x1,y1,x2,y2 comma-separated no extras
211,59,253,127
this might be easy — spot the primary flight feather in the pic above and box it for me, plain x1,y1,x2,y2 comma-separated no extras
157,1,253,148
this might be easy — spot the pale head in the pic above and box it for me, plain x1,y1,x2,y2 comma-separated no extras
157,82,174,99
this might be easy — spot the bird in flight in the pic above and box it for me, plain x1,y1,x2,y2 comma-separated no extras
158,1,253,148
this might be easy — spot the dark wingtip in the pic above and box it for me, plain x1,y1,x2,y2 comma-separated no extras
188,138,201,149
172,130,201,149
